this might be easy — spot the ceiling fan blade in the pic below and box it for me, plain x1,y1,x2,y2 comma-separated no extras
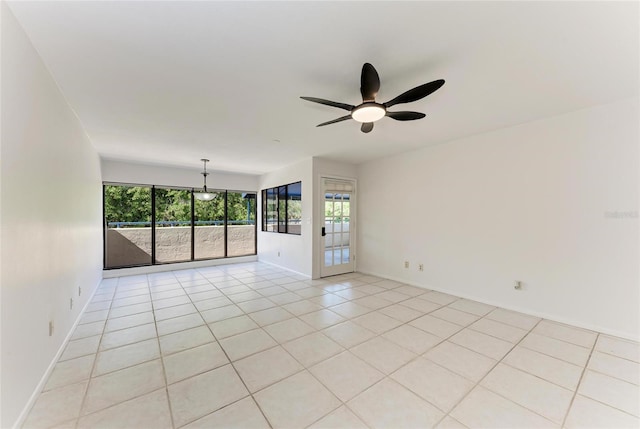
386,111,426,121
317,115,352,127
360,63,380,102
384,79,445,108
361,122,374,133
301,97,354,111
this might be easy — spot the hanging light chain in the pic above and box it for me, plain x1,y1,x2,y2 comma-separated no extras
201,158,210,192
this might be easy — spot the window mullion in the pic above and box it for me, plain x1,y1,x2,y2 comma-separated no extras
151,186,156,264
190,189,195,261
224,190,228,258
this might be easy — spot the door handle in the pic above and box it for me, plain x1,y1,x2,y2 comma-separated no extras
321,227,326,237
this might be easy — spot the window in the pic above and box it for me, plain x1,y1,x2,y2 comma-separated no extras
261,181,301,235
228,192,257,257
287,182,302,235
104,184,152,268
154,187,192,263
103,183,256,269
194,191,225,260
263,188,277,232
278,185,287,233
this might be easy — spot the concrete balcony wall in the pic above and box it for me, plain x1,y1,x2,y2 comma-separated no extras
106,225,255,268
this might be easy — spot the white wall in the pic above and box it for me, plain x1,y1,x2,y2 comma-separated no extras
258,158,313,276
0,4,104,427
357,98,639,340
102,158,259,191
256,157,358,278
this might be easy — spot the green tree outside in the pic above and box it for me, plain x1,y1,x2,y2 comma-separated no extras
104,185,151,224
104,185,255,225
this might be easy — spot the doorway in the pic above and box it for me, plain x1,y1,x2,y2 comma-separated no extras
320,178,355,277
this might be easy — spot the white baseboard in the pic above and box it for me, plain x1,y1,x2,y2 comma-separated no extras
13,278,102,429
258,259,311,279
358,269,639,342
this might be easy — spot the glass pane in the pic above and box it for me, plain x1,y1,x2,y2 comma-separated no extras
266,188,277,232
342,247,350,264
278,185,287,233
324,246,333,267
324,199,334,267
194,191,225,260
261,189,267,231
321,190,352,268
154,188,192,263
104,185,152,268
287,182,302,235
333,248,341,265
227,192,257,257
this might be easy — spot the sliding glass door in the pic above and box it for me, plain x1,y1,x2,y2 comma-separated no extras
103,183,257,269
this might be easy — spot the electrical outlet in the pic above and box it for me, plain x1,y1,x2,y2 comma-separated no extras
49,321,54,337
404,261,409,269
70,298,74,310
418,264,424,271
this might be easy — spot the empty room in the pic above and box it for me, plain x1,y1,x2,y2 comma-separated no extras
1,1,638,428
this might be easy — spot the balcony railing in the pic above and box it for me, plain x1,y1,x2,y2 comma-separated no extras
107,220,256,228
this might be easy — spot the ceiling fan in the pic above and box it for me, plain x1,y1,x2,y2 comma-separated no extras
301,63,445,133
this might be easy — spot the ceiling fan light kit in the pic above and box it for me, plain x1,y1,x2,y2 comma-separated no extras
194,158,217,201
351,103,386,123
301,62,445,133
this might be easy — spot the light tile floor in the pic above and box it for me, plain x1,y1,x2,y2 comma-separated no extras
23,262,640,428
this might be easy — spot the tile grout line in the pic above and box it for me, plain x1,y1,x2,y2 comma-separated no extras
75,278,177,426
225,277,348,429
496,359,579,393
178,270,276,429
75,274,186,427
24,264,638,429
73,277,123,428
584,366,640,386
93,268,332,427
432,317,550,427
185,272,481,429
179,269,639,426
298,276,481,425
209,265,310,427
593,348,640,365
516,340,590,368
560,332,599,428
151,271,180,429
191,270,387,428
279,295,451,427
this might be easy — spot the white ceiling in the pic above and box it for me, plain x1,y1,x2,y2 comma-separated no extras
8,1,639,175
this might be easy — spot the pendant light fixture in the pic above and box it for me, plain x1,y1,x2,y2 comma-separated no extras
194,158,217,201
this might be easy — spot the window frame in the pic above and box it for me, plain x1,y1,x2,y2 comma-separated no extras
261,188,278,232
260,181,302,235
103,182,257,269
